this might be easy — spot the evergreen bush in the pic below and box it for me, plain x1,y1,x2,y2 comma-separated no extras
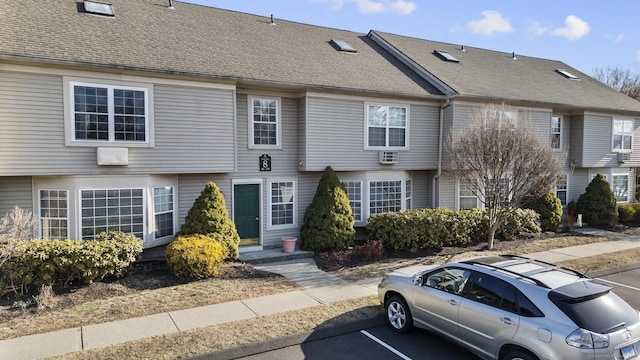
522,190,562,232
165,234,226,279
576,174,618,228
300,166,355,251
618,203,640,223
179,181,240,260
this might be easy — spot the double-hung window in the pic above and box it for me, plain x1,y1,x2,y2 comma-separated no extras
555,174,568,206
613,119,634,151
551,116,562,150
39,190,69,240
612,174,629,203
342,181,363,222
459,179,479,210
153,186,174,239
270,181,295,227
405,179,412,210
250,97,280,148
71,82,148,143
366,104,408,149
485,110,517,128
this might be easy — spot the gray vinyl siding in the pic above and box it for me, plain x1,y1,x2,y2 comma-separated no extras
438,173,457,209
569,115,585,166
304,96,439,171
568,168,588,204
138,84,235,173
412,170,433,209
582,114,613,167
0,177,33,214
0,70,236,176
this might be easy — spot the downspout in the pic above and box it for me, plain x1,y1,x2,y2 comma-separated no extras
432,98,451,208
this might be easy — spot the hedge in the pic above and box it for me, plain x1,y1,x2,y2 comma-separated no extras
365,208,540,252
0,231,143,295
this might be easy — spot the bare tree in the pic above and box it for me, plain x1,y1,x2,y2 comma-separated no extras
448,104,562,249
0,205,38,240
593,66,640,101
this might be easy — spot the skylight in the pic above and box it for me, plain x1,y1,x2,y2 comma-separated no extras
433,50,459,63
556,69,579,80
330,39,357,53
83,1,114,17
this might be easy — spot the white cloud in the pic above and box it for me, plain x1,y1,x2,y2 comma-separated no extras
615,33,625,44
526,21,547,38
312,0,416,14
467,10,513,36
549,15,590,40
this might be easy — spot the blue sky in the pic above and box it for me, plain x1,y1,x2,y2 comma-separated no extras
184,0,640,77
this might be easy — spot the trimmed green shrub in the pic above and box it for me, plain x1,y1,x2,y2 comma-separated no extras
576,174,618,228
301,166,355,251
165,234,226,279
618,203,640,223
366,208,540,252
1,231,142,294
522,190,562,232
179,182,240,260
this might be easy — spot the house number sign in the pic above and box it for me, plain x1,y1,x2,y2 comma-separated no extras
259,154,271,172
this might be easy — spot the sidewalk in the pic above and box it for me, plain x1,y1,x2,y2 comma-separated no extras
1,228,639,359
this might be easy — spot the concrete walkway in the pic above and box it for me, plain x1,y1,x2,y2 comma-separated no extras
1,228,639,359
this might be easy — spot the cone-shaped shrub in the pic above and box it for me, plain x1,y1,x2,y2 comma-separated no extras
522,190,562,232
576,173,618,228
178,182,240,260
301,166,355,251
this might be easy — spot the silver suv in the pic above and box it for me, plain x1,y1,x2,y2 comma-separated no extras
378,255,640,360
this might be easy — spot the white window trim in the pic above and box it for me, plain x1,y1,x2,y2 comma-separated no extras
611,173,630,203
267,179,297,230
405,179,412,211
152,186,176,242
34,175,176,248
611,118,634,152
65,78,153,147
39,189,69,240
248,96,282,150
457,179,479,210
342,180,363,222
554,174,568,206
551,116,562,151
364,102,410,150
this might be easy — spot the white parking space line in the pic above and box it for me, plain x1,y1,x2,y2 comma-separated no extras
596,278,640,292
360,330,412,360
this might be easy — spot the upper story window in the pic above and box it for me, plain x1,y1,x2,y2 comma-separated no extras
551,116,562,150
366,104,409,149
250,97,281,149
71,82,148,143
613,119,634,151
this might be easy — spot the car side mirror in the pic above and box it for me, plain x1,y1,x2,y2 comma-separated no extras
412,275,423,286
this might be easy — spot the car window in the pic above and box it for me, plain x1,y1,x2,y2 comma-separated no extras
466,273,518,313
517,290,544,317
424,267,471,295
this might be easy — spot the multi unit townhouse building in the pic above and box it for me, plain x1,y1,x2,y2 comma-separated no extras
2,0,640,253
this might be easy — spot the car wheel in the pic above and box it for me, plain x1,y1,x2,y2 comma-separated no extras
502,350,538,360
385,295,413,333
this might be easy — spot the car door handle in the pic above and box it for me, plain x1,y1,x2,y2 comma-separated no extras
500,317,515,325
448,299,457,306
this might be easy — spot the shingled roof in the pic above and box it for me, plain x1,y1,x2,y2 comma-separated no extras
0,0,441,97
371,31,640,114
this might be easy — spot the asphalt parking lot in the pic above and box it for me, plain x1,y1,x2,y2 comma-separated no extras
219,267,640,360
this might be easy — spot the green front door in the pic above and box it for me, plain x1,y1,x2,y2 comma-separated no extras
234,184,260,247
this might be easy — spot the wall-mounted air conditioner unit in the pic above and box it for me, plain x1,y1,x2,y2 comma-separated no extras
379,151,399,164
617,152,631,163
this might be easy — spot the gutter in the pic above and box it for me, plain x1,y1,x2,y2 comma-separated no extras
432,98,451,207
